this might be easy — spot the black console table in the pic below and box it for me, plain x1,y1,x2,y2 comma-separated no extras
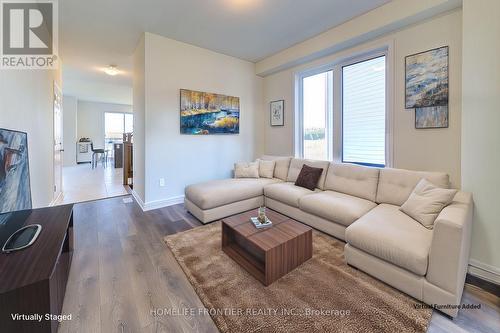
0,204,74,333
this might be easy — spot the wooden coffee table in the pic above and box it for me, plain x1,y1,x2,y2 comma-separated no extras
221,209,312,286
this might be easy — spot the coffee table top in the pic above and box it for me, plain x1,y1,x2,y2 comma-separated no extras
221,209,312,252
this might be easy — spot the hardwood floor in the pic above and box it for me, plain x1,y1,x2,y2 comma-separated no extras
58,196,218,333
59,196,500,333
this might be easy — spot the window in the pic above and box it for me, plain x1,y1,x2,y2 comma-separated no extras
105,112,134,152
105,113,126,141
300,70,333,160
125,114,133,133
342,56,386,166
296,49,389,165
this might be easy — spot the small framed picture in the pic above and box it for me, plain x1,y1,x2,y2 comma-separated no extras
415,106,449,129
270,100,284,126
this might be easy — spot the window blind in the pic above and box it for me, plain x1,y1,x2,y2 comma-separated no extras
342,56,386,166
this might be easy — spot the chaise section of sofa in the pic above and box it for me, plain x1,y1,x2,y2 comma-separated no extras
185,177,281,223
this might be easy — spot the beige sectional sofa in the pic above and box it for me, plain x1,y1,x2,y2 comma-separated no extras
184,155,473,317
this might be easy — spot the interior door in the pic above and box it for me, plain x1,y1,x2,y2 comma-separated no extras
53,82,63,201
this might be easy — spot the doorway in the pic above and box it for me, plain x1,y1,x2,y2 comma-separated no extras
53,82,63,203
55,101,133,205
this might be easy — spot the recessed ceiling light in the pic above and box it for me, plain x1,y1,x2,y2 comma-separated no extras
104,65,119,76
225,0,262,11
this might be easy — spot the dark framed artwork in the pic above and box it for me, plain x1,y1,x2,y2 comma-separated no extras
415,106,448,129
0,128,32,215
270,100,284,126
405,46,449,109
180,89,240,135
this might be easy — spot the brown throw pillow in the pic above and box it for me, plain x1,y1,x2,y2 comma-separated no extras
295,164,323,190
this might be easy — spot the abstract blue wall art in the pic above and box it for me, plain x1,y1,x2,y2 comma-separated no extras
415,106,448,129
405,46,449,108
0,128,32,215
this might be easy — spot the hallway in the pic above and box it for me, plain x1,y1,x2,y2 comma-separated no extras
56,163,129,204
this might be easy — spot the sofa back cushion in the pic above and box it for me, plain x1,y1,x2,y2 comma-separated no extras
376,168,450,206
260,155,292,181
234,161,259,178
286,158,330,190
324,163,379,202
256,159,275,178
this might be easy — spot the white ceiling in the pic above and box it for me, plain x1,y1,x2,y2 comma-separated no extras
60,0,390,104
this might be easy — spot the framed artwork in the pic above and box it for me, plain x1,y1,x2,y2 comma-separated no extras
415,106,448,129
405,46,449,108
270,100,284,126
180,89,240,135
0,128,32,215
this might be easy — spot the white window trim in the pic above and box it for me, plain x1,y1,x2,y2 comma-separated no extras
294,42,394,167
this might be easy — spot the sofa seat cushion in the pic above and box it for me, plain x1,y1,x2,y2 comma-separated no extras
299,191,377,227
264,182,318,208
345,204,433,276
185,178,281,210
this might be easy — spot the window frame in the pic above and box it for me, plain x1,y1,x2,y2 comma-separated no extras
294,44,393,167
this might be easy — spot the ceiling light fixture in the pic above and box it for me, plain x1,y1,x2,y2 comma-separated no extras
104,65,119,76
225,0,262,11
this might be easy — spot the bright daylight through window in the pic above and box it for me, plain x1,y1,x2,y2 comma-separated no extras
105,112,134,151
302,70,333,160
342,56,386,166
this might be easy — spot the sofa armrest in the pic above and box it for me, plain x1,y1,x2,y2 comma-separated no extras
426,191,473,296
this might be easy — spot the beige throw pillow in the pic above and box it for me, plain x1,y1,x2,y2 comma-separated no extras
257,159,275,178
234,161,259,178
400,179,458,229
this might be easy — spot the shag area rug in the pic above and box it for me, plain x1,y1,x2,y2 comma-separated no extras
165,221,432,333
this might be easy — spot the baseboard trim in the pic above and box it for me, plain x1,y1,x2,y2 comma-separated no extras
130,191,184,212
143,195,185,211
130,189,146,210
468,259,500,285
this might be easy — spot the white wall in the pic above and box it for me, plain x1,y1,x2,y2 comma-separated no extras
134,32,264,205
392,11,461,187
263,10,462,187
0,70,59,208
256,0,461,76
132,34,146,202
462,0,500,277
63,95,78,166
77,100,132,147
63,79,133,105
